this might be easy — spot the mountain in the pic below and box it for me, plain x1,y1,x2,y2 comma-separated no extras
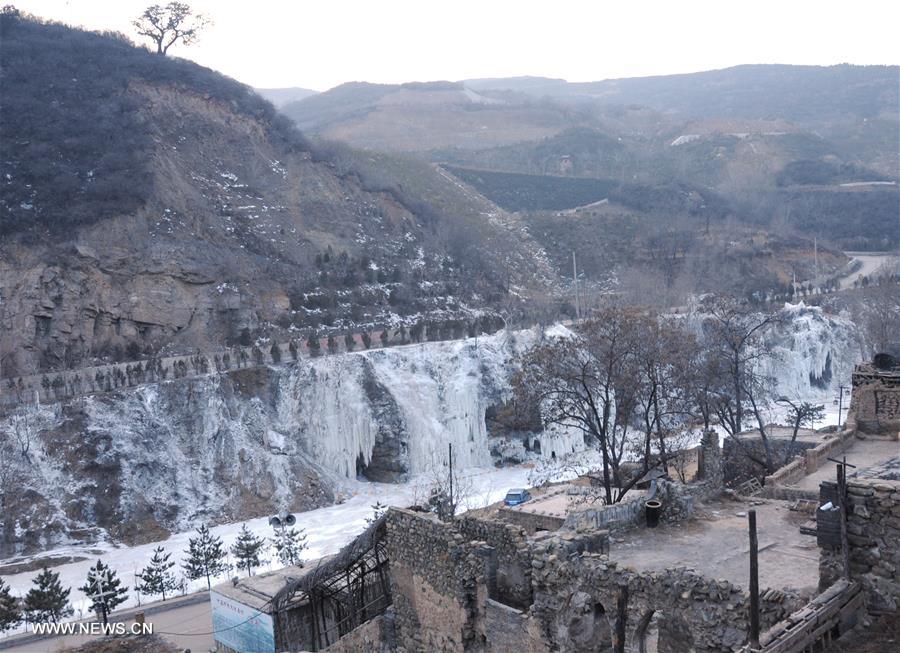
281,66,898,252
280,80,601,151
467,65,899,123
254,86,319,107
0,14,552,377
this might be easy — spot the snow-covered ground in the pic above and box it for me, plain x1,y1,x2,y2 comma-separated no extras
0,464,538,637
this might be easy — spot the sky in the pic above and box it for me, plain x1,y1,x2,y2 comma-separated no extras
13,0,900,91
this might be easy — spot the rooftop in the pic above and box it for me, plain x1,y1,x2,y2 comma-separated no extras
611,497,819,595
212,556,335,611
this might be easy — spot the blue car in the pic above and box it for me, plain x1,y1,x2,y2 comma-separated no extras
504,489,532,506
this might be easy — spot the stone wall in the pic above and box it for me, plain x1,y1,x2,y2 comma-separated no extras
496,507,565,534
819,477,900,612
562,480,702,534
849,365,900,436
456,517,534,610
321,612,394,653
385,507,801,653
723,436,818,485
764,429,857,488
528,536,799,653
385,509,485,652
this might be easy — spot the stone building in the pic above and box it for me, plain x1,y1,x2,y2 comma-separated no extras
846,350,900,436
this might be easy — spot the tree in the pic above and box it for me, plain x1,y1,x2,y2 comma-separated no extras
137,547,179,601
361,332,372,349
307,334,321,357
79,560,128,625
230,525,265,577
365,501,388,525
23,568,72,624
133,2,209,55
344,333,356,352
380,329,389,347
183,524,232,591
513,307,651,504
0,578,21,633
700,298,782,474
327,334,337,355
271,527,307,567
778,399,826,467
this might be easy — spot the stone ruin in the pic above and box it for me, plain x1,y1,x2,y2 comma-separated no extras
846,349,900,437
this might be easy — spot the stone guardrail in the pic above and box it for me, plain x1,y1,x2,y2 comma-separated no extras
0,324,489,411
764,428,857,488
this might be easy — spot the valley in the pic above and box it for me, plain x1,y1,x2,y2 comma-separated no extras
0,5,897,652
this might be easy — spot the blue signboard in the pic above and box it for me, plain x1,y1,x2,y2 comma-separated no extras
210,590,276,653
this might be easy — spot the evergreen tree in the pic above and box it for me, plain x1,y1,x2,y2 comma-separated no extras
0,578,21,633
380,329,389,347
183,524,232,591
307,334,321,356
365,501,388,525
137,547,179,601
271,527,308,567
79,560,128,625
361,331,372,349
230,525,266,577
327,334,337,354
23,568,72,624
344,333,355,351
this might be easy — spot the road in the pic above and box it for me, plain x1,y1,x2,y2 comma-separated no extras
0,595,213,653
839,251,897,290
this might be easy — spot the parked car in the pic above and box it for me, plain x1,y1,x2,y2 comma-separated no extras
504,489,532,506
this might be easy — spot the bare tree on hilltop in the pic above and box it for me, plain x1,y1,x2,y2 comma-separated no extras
133,2,209,55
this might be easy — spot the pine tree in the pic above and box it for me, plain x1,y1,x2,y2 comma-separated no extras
230,524,266,577
183,524,232,591
365,501,388,525
137,547,179,601
271,527,307,567
0,578,21,633
79,560,128,625
23,568,72,624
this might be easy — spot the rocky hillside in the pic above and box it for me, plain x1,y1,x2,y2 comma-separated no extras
0,14,553,377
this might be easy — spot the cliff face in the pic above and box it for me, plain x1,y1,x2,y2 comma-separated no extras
0,330,578,557
0,310,862,558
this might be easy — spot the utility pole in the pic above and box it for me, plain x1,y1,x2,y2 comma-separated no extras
448,442,454,516
837,385,847,429
814,236,819,281
748,510,760,649
828,456,857,581
572,251,580,320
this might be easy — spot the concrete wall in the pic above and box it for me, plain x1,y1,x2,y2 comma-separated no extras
819,477,900,612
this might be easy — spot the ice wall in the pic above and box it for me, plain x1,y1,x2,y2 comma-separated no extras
760,302,863,399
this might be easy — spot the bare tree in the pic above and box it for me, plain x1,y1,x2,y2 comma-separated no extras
133,2,209,55
698,298,782,474
513,308,660,503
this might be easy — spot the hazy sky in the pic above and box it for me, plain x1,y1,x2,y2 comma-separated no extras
15,0,900,90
